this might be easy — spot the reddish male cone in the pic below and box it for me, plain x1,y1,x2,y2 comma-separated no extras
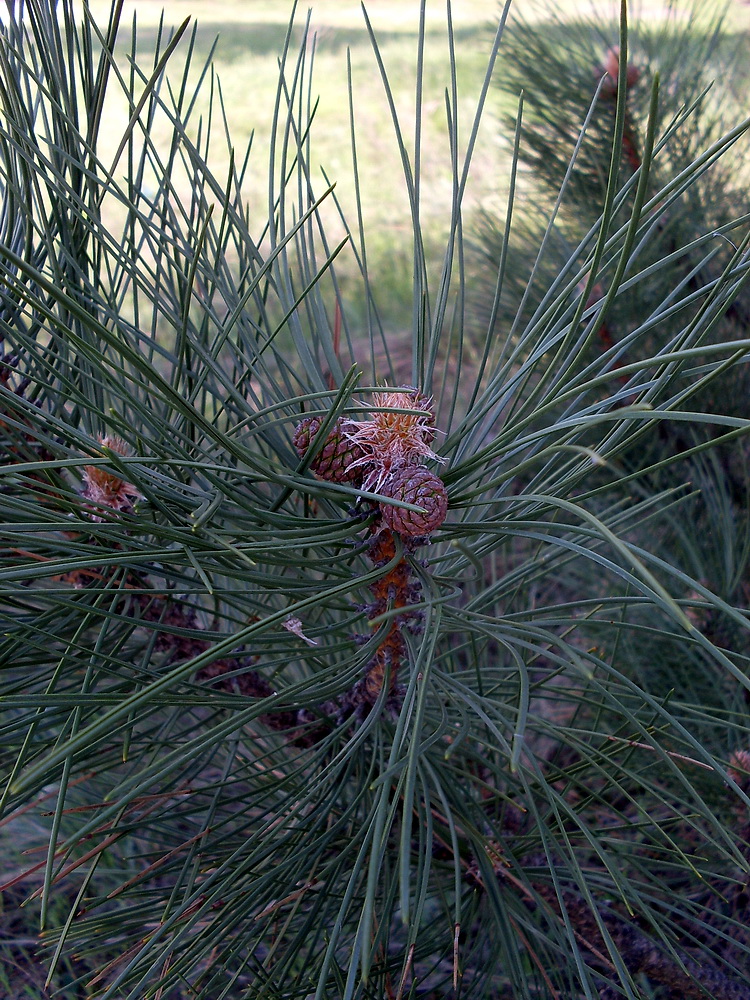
597,46,640,97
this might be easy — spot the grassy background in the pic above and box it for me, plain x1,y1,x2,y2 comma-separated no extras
82,0,750,334
86,0,516,333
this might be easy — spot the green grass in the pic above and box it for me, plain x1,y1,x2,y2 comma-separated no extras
87,0,510,332
83,0,750,333
84,0,750,335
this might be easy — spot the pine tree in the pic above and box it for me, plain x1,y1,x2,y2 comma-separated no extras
1,2,750,998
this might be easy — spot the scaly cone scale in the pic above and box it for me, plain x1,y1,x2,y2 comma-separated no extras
378,464,448,537
293,415,368,484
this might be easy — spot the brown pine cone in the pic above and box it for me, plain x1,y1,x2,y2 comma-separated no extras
379,465,448,536
293,416,368,484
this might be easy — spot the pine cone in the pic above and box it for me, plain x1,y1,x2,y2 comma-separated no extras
293,416,367,484
379,465,448,536
81,435,140,519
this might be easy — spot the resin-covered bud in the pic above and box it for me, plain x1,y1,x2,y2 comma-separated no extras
378,465,448,537
293,416,368,484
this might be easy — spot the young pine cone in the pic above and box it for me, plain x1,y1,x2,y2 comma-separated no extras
379,465,448,537
82,435,140,519
293,416,368,484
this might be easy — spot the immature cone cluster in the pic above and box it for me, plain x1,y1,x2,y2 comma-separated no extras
293,387,448,711
293,386,448,538
82,435,140,519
